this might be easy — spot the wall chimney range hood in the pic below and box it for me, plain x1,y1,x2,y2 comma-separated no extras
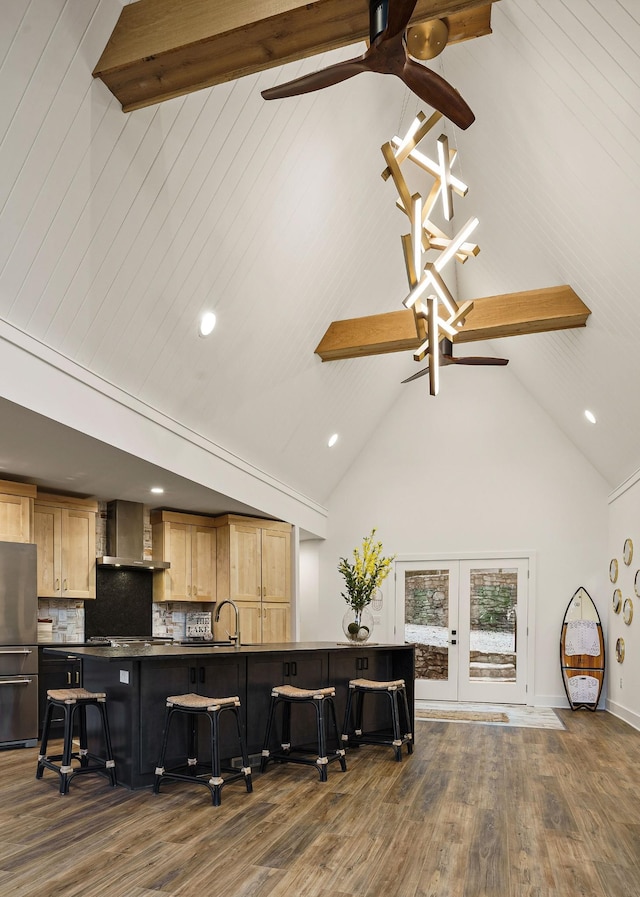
97,500,169,570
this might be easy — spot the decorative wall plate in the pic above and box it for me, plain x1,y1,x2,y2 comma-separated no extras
635,570,640,598
623,597,634,625
610,558,618,583
624,538,634,566
616,637,625,663
612,589,622,613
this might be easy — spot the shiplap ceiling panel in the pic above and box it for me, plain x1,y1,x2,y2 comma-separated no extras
0,0,639,510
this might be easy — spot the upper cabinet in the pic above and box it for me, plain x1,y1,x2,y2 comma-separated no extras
0,479,36,543
34,493,98,599
151,510,216,603
215,515,292,644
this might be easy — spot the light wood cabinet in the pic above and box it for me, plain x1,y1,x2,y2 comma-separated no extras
34,494,97,599
151,510,216,603
215,515,292,643
0,479,36,543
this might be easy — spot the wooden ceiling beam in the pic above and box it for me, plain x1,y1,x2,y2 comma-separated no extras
314,286,591,361
94,0,497,112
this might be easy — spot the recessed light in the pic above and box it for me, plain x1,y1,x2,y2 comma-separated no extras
584,410,596,424
328,433,339,447
199,311,216,337
151,487,164,494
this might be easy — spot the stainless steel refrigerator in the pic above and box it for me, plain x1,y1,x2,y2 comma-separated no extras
0,542,38,748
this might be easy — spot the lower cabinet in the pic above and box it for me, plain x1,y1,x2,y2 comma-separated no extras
246,652,328,756
38,648,82,735
137,656,247,777
328,650,395,737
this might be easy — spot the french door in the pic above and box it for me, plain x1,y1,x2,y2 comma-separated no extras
395,556,530,703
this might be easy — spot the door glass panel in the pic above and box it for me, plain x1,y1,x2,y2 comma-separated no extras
467,567,518,685
404,569,450,681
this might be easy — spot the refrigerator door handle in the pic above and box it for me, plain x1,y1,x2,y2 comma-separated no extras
0,678,33,685
0,649,32,655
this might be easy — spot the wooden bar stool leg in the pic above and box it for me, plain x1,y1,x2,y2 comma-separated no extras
341,687,354,749
36,701,55,780
260,695,278,772
154,705,175,792
327,697,347,772
96,700,118,785
313,698,328,782
59,704,76,795
232,705,253,794
388,690,403,762
77,704,89,768
208,710,222,807
399,686,414,755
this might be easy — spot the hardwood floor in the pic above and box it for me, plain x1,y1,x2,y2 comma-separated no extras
2,710,640,896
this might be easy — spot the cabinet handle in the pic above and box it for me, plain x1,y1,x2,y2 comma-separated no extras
190,667,196,685
55,579,60,591
75,671,80,685
263,585,266,597
199,667,205,684
188,585,191,596
291,661,297,677
193,586,197,596
284,662,290,678
66,672,71,685
62,579,67,592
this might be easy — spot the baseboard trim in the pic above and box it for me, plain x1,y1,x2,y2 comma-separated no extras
605,699,640,732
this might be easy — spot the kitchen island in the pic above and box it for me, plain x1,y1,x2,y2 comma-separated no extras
46,641,415,789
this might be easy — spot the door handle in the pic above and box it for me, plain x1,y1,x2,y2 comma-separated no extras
0,678,32,685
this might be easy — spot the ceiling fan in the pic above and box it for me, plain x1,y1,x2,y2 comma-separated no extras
402,338,509,384
261,0,475,131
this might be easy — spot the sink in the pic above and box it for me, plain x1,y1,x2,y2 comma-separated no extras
171,640,234,647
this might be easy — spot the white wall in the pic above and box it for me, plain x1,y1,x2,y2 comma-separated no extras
313,365,609,706
607,472,640,728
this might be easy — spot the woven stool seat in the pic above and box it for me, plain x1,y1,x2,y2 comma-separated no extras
271,685,336,700
342,677,413,762
166,693,240,710
47,688,107,703
261,683,346,782
154,692,252,807
36,688,117,794
348,678,406,691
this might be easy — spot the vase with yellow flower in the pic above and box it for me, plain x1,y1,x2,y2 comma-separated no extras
338,529,395,643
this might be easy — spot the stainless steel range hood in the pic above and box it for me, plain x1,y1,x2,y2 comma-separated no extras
97,500,169,570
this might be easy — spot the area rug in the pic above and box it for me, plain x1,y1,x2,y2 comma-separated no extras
414,702,566,729
416,709,509,723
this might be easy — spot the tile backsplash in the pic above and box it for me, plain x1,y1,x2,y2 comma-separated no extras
37,598,85,643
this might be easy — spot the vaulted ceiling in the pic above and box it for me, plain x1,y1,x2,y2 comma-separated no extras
0,0,638,528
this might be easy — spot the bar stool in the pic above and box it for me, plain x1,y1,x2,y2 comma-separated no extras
341,678,413,761
153,693,252,807
260,684,347,782
36,687,117,794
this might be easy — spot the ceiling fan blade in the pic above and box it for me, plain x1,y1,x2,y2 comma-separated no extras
262,57,369,100
450,357,509,366
384,0,419,40
401,365,429,384
401,56,475,130
401,354,457,383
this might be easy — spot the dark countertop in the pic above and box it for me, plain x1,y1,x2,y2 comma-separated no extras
45,641,403,661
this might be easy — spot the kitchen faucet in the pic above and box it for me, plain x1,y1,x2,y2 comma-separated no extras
214,599,241,647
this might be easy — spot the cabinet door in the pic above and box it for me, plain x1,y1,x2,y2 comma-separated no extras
261,528,290,602
0,493,33,542
62,509,96,599
237,602,262,645
262,603,291,643
34,505,62,598
232,526,261,601
191,526,216,601
166,523,191,601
